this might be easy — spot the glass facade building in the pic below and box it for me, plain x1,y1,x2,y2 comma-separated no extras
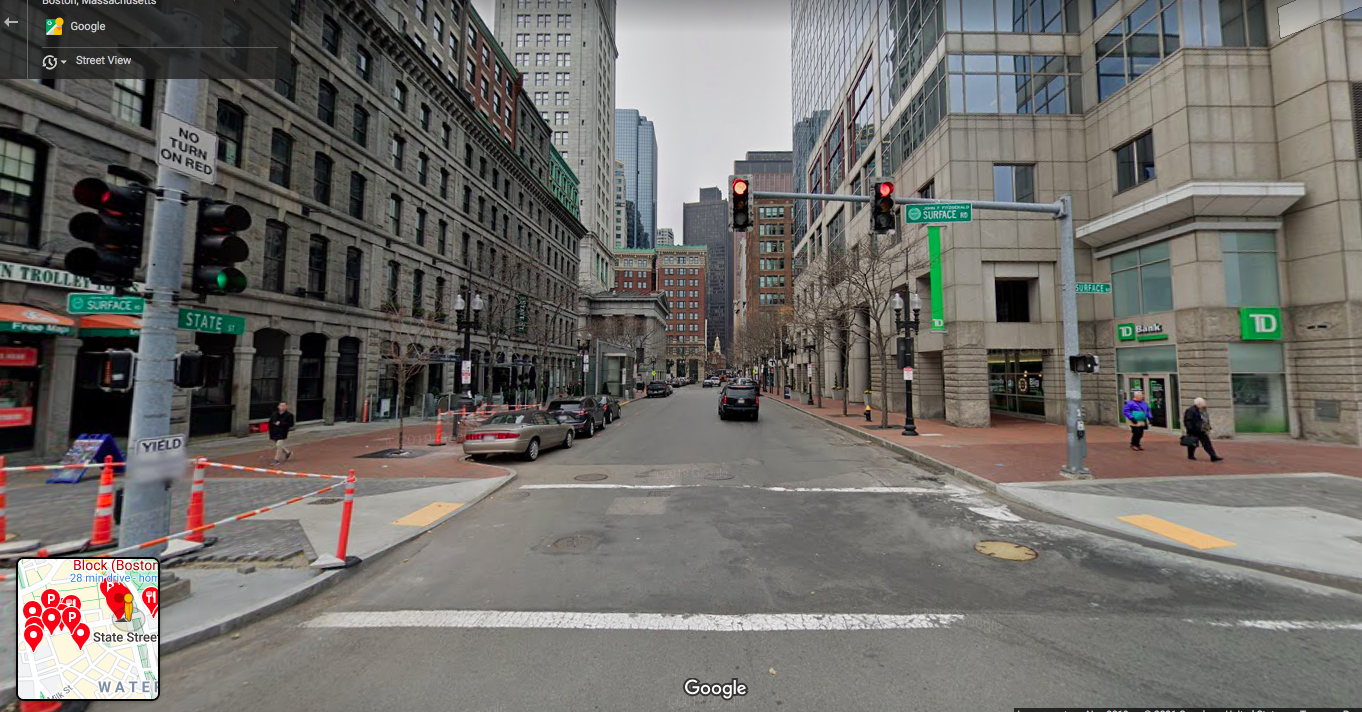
614,109,658,248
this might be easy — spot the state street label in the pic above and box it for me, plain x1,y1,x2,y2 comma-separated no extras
17,557,160,701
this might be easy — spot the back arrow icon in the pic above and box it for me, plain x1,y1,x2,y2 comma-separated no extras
4,18,17,27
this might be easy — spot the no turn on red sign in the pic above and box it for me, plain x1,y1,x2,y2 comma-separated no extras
157,113,218,184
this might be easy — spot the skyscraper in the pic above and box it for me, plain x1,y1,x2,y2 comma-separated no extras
733,151,793,332
683,187,732,355
614,109,658,248
655,228,675,247
495,0,617,245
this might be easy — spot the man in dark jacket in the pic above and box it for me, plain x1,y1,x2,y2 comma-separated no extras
269,402,296,465
1182,397,1223,462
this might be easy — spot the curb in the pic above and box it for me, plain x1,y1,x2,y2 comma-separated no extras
773,398,1362,593
0,468,519,706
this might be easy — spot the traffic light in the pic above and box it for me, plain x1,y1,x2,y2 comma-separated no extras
1068,354,1100,373
871,180,896,233
100,350,136,392
65,178,148,287
729,175,753,232
192,199,252,296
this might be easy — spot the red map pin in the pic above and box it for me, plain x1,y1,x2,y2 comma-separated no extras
62,594,81,610
142,587,159,617
22,601,42,620
23,623,43,652
62,606,81,631
41,607,61,634
40,589,59,608
71,623,91,650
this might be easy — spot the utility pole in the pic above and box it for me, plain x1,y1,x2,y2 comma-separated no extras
120,13,202,557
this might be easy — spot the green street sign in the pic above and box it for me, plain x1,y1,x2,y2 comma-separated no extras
1075,282,1112,294
905,202,972,224
67,293,145,315
1239,307,1282,340
178,307,245,335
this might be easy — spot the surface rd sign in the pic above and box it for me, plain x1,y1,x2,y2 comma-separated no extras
157,113,218,184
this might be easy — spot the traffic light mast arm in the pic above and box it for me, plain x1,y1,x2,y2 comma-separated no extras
747,190,1064,216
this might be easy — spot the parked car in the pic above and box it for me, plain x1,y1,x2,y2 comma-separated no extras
547,396,608,437
718,382,760,421
646,382,670,398
463,411,573,461
595,393,622,423
703,377,719,388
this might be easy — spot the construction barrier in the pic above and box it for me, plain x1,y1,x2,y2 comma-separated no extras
87,456,116,548
0,457,126,559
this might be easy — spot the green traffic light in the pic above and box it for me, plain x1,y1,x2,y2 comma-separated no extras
217,267,248,294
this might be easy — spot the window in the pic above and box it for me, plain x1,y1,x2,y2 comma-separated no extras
435,277,446,315
216,101,245,167
448,33,459,58
432,14,443,40
1222,232,1280,307
1112,242,1173,316
946,54,1081,115
461,186,472,213
263,221,287,292
438,220,448,254
112,59,153,127
516,33,529,47
352,105,369,146
388,194,403,235
419,104,431,131
492,93,501,115
1115,131,1156,192
537,13,551,27
479,77,488,98
536,52,550,66
322,16,340,55
516,52,529,65
555,72,570,86
348,172,366,218
557,13,571,26
478,157,487,179
557,33,570,46
223,12,250,69
464,143,474,167
534,72,548,86
554,111,569,125
273,56,298,101
516,13,530,27
465,58,476,84
417,153,429,185
390,135,405,171
344,247,362,305
415,208,427,246
992,164,1035,202
0,135,43,247
317,80,337,125
356,46,371,81
442,123,451,149
290,0,302,24
1230,343,1288,432
312,153,333,204
995,279,1032,322
307,236,328,296
386,261,400,306
392,82,407,111
556,53,570,66
269,131,293,188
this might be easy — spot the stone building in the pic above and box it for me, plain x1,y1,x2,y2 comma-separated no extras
0,0,587,459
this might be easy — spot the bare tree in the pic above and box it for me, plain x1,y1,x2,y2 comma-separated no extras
586,313,666,391
740,308,788,392
379,303,444,454
475,259,535,404
791,249,859,413
840,233,924,429
523,279,584,404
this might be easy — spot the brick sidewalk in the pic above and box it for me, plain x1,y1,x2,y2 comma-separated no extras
207,423,506,480
779,394,1362,483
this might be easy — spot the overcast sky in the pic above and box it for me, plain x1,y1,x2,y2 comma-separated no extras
473,0,792,243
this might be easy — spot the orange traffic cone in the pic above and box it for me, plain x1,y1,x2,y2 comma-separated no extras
184,458,208,542
19,700,63,712
87,456,116,549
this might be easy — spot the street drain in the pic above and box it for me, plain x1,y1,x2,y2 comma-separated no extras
307,498,342,506
704,473,734,480
550,535,596,550
974,540,1038,561
573,473,608,481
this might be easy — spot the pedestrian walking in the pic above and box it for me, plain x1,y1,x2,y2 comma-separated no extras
1123,390,1152,451
1181,397,1223,462
269,402,296,465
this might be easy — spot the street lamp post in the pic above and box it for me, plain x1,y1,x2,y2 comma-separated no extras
893,292,922,436
454,290,484,398
803,342,817,405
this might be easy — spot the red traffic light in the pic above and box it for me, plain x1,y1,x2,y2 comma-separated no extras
732,178,748,196
877,182,894,198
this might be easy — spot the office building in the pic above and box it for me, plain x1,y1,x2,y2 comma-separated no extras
655,228,675,247
789,0,1362,444
657,245,709,378
614,108,658,247
733,151,794,333
683,187,734,356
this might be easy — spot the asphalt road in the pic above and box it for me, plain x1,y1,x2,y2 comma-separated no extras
110,387,1362,711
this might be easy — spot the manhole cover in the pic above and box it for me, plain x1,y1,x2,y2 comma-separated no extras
704,473,734,480
574,473,608,481
307,497,342,505
974,540,1038,561
505,491,531,500
551,535,595,550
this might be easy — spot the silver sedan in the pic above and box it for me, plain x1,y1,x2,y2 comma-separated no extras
463,410,574,461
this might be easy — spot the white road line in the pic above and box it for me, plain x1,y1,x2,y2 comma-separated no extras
1195,619,1362,631
304,610,965,631
967,505,1025,522
519,483,973,495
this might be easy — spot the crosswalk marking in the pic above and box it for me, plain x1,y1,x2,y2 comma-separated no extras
519,483,972,495
305,610,965,631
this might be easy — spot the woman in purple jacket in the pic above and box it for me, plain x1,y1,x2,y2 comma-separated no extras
1122,390,1152,451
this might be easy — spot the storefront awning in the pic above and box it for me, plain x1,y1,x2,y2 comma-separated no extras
0,304,75,336
1076,181,1306,247
79,314,142,338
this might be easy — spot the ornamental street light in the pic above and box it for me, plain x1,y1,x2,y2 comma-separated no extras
893,291,923,436
455,290,483,396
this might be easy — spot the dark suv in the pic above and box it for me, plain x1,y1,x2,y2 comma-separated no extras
718,383,760,421
646,382,670,398
547,397,607,437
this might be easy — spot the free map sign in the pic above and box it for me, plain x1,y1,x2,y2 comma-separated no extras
905,202,972,224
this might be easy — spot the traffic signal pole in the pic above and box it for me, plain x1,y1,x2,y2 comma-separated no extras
121,14,203,556
751,188,1089,478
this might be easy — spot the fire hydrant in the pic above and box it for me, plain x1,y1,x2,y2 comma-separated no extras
864,403,872,422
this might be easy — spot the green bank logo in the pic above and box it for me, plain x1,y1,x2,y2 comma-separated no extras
1117,323,1135,341
1239,307,1282,340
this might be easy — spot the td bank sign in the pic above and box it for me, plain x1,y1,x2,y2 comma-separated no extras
1240,307,1283,340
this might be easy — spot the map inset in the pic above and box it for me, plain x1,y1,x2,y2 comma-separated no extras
16,558,160,701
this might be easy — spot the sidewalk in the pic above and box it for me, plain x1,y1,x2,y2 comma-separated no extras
777,393,1362,587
